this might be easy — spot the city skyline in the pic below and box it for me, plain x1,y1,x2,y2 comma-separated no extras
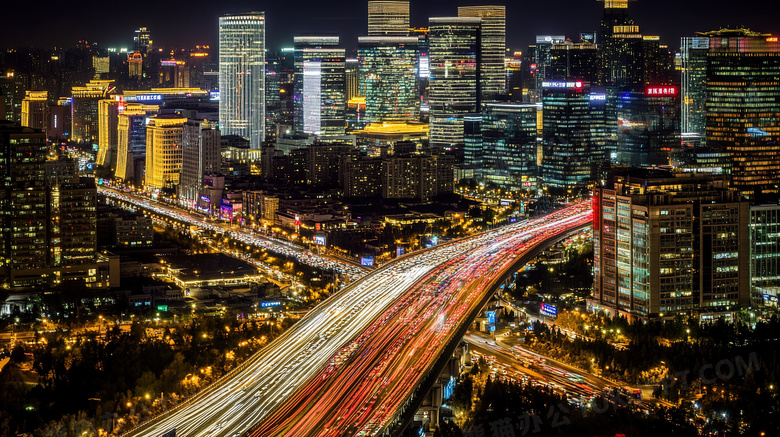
2,0,778,51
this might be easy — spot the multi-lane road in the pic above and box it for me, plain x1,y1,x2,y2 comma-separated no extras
121,200,591,437
98,186,369,280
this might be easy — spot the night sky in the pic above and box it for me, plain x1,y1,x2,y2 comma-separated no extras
2,0,779,52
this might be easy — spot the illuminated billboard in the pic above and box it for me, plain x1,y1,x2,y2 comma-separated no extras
542,80,583,89
540,303,558,318
314,235,326,246
360,256,374,267
646,86,677,96
486,310,496,324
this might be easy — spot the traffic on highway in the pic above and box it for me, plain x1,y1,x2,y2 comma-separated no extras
120,201,591,437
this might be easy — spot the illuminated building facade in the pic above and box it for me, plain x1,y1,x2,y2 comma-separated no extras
180,119,221,207
358,36,419,123
616,86,681,167
97,99,119,168
115,104,158,184
145,115,186,190
458,5,506,99
129,51,144,78
428,17,481,149
0,123,47,274
368,1,410,36
481,102,538,189
703,29,780,196
71,80,116,144
134,27,152,54
680,36,709,136
21,91,49,133
592,171,750,320
293,36,346,136
541,80,607,190
219,12,266,149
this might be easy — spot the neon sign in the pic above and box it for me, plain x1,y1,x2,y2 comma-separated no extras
646,86,677,96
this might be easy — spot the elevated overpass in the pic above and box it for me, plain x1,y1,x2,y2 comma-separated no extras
122,202,592,437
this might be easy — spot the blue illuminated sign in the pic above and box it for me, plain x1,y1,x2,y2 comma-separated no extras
260,301,281,308
486,311,496,324
135,94,162,102
361,256,374,267
540,303,558,318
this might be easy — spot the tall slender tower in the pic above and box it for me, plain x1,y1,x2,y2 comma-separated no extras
219,12,265,149
368,1,410,36
458,5,506,99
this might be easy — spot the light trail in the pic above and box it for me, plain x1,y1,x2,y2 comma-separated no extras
121,201,592,437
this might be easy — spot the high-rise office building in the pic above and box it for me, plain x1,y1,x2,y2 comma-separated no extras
680,36,709,136
21,91,49,134
115,103,159,184
358,36,419,123
134,27,152,54
458,5,506,99
703,28,780,197
750,203,780,307
481,102,538,189
592,171,750,320
345,58,361,101
71,80,116,144
0,122,47,273
368,1,410,36
58,178,97,266
541,80,607,190
219,12,266,149
180,119,221,207
616,86,680,167
548,41,600,83
293,36,346,136
129,52,144,78
463,114,483,173
533,35,567,91
145,115,186,190
97,99,119,168
428,17,481,149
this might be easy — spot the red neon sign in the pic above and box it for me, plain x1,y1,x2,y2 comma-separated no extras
646,86,677,96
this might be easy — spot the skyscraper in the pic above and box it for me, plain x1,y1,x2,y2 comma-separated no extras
616,86,681,167
0,122,47,273
145,115,186,190
428,17,481,149
368,1,410,36
133,27,152,54
481,102,538,189
541,80,607,191
115,103,158,184
293,36,346,136
458,5,506,99
21,91,48,134
358,36,419,123
97,99,119,168
703,28,780,196
71,80,116,144
180,119,221,207
219,12,266,149
680,36,710,136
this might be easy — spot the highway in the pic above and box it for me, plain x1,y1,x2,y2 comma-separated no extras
121,202,591,437
250,203,592,436
98,186,369,280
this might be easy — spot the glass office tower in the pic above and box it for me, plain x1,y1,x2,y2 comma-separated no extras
219,12,265,149
368,1,410,36
458,6,506,99
481,102,538,189
358,36,419,123
293,36,346,136
428,17,481,149
680,36,709,136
